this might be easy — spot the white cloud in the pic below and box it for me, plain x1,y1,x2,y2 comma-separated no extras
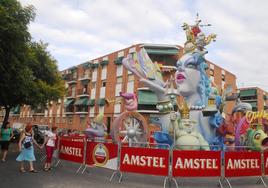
19,0,268,90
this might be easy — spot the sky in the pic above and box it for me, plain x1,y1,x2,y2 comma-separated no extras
19,0,268,91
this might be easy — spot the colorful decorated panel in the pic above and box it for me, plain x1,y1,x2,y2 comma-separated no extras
85,141,118,170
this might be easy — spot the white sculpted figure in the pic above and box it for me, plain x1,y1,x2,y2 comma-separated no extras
122,16,221,148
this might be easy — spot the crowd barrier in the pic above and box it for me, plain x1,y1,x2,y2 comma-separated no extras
53,136,268,188
221,146,267,188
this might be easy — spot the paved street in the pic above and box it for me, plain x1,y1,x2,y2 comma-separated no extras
0,143,267,188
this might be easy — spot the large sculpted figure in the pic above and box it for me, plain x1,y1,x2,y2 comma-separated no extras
85,113,107,139
122,16,221,148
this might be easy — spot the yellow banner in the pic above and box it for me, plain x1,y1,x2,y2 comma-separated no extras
246,111,268,123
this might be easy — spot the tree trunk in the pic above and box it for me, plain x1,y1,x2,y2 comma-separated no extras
3,106,10,127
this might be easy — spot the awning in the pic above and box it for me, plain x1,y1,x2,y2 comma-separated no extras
74,98,89,106
114,57,124,65
81,79,89,85
11,105,20,114
240,89,257,97
100,60,109,66
64,99,74,107
62,74,69,80
13,105,20,114
69,66,77,72
88,99,95,106
91,63,99,68
98,98,106,106
82,62,91,69
145,48,179,55
138,90,158,105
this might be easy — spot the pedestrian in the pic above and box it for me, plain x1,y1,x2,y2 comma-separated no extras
42,126,57,171
16,123,41,173
0,122,14,162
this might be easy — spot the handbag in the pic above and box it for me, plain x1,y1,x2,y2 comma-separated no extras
23,141,32,149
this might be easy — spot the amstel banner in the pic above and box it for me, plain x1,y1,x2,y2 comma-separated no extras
262,151,268,175
172,150,221,177
85,141,118,170
120,147,169,176
224,151,261,177
58,136,85,164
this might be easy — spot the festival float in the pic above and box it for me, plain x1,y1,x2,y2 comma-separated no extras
107,14,268,152
58,15,268,188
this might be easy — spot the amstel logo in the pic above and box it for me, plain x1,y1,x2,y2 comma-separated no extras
93,143,109,166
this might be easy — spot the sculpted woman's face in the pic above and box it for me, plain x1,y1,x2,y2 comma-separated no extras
175,53,201,97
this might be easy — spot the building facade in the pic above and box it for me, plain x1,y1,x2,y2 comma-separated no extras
1,43,237,132
238,87,268,112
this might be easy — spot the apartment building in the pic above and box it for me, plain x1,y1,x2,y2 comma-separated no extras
3,43,237,131
238,87,268,112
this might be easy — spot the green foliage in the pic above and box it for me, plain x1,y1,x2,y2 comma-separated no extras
0,0,35,108
0,0,65,123
25,41,65,107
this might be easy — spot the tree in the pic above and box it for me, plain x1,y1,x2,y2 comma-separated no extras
26,41,65,107
0,0,65,126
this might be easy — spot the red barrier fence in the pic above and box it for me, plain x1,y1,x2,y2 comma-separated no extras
58,136,85,164
86,141,118,170
264,151,268,175
120,146,169,176
224,151,262,177
172,150,221,177
56,136,268,188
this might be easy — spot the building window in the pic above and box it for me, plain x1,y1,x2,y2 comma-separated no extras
92,82,96,89
114,102,121,114
72,71,77,80
92,69,97,82
221,74,225,81
83,84,88,94
128,75,134,81
89,107,95,117
209,69,214,76
127,81,134,93
102,81,106,87
71,86,76,97
116,65,123,76
101,65,107,80
117,77,123,84
115,83,122,96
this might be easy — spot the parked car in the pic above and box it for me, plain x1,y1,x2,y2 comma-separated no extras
11,123,25,143
33,124,49,145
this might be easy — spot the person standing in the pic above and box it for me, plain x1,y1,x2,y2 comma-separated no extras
16,124,40,173
43,126,57,171
0,122,14,162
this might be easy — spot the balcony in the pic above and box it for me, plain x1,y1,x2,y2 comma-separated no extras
66,91,76,99
75,106,89,115
77,88,89,97
65,74,77,85
33,109,45,116
65,106,74,115
78,73,91,82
